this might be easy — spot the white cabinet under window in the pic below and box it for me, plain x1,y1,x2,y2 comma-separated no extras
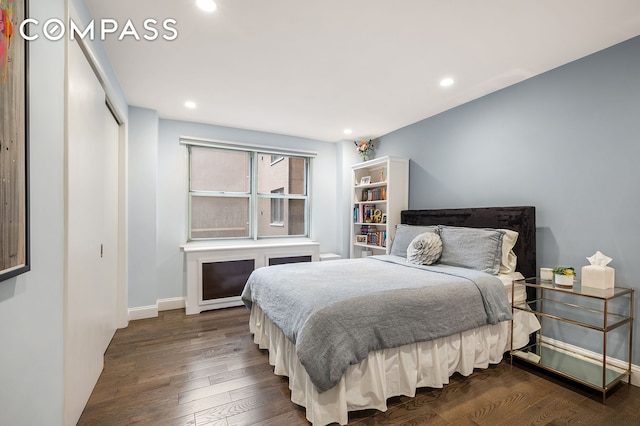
182,239,319,314
350,156,409,258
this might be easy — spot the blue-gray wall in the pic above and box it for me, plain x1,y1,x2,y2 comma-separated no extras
128,108,160,308
374,36,640,363
0,1,66,424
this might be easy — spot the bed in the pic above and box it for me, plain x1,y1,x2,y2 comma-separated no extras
241,206,539,425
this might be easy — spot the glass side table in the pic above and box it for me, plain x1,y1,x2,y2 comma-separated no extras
510,277,634,403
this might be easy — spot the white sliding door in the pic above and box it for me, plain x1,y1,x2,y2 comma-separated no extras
64,39,119,426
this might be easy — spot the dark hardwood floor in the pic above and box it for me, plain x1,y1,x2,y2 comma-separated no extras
79,307,640,425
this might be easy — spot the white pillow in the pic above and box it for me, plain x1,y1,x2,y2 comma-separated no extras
406,232,443,265
499,229,519,274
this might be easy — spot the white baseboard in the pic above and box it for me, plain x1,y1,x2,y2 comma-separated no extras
128,297,186,321
186,296,244,315
128,304,158,321
542,337,639,387
158,297,186,311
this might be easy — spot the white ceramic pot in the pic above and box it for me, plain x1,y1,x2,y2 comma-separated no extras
554,273,574,286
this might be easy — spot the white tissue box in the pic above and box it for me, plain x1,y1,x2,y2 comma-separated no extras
581,265,615,289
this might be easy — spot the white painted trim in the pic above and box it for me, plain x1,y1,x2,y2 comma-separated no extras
199,296,245,311
543,337,639,387
116,120,129,330
128,305,159,321
181,238,319,253
158,297,186,311
180,136,318,157
320,253,342,261
128,297,188,321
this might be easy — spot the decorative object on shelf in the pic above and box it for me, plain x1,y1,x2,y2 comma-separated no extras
540,267,553,281
354,139,378,162
359,176,371,185
381,213,387,224
356,235,367,243
582,251,615,289
372,209,382,223
552,266,575,286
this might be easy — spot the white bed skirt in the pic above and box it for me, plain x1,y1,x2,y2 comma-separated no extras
248,305,540,425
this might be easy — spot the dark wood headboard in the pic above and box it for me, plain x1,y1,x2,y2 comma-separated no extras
401,206,536,279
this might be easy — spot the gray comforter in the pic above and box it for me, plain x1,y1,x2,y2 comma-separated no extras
241,255,511,392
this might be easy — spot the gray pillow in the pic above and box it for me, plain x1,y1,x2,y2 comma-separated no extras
390,225,439,257
407,232,443,265
438,225,505,274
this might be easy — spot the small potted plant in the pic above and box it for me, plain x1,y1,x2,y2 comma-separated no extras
552,266,575,287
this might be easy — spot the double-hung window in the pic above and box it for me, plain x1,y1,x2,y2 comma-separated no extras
185,139,313,241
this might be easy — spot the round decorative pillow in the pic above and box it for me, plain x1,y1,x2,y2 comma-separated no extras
406,232,443,265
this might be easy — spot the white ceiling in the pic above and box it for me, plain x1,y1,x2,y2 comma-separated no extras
84,0,640,142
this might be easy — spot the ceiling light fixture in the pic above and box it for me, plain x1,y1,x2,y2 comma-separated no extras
185,101,197,109
343,129,353,135
196,0,217,12
440,77,455,87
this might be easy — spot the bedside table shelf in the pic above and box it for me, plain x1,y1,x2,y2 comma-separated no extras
512,342,628,391
525,298,631,331
511,278,634,403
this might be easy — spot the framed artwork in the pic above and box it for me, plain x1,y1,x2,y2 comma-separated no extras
359,176,371,185
1,0,30,282
356,235,367,243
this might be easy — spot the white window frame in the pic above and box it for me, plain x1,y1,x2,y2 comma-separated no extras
182,137,315,241
270,188,285,226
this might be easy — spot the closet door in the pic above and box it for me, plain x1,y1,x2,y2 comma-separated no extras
64,39,119,426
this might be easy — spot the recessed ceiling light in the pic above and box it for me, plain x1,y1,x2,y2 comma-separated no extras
440,77,455,87
343,128,353,135
185,101,197,109
196,0,217,12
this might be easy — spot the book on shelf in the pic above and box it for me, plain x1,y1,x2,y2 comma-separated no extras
360,225,376,234
357,225,386,247
360,187,386,202
354,203,378,223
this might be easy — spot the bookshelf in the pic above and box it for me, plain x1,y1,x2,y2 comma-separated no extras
350,156,409,258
